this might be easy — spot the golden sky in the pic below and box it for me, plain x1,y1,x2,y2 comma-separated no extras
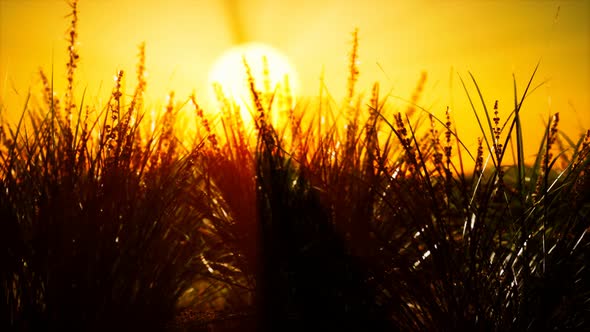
1,0,589,157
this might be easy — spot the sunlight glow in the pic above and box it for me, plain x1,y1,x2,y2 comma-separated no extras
207,43,299,129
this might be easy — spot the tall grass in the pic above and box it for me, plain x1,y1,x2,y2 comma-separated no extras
2,2,589,331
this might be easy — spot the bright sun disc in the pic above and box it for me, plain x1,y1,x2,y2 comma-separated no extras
207,43,299,129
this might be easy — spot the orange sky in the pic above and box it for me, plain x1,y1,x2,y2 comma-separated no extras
1,0,589,159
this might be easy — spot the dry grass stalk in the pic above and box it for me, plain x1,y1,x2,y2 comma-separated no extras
395,111,417,175
125,42,147,120
430,114,443,174
191,94,219,152
443,106,453,171
406,71,427,118
243,56,273,147
365,82,380,172
64,0,79,129
39,68,51,103
492,101,502,162
345,28,360,113
106,70,124,162
261,55,272,113
533,112,559,200
474,137,484,176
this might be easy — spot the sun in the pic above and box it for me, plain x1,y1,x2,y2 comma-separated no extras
207,43,299,129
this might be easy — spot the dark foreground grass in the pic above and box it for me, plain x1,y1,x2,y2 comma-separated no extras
2,2,589,331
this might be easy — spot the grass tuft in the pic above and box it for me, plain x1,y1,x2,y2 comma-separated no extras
1,3,589,331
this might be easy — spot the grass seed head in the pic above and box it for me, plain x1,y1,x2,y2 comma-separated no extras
64,0,79,128
345,28,360,110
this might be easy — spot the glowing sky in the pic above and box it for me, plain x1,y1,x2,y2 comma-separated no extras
1,0,589,156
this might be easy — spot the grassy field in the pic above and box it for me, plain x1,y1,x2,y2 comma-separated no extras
1,2,589,331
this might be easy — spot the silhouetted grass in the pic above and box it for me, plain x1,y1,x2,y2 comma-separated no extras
1,2,589,331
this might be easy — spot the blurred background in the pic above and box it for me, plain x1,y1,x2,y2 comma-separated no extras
1,0,589,156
